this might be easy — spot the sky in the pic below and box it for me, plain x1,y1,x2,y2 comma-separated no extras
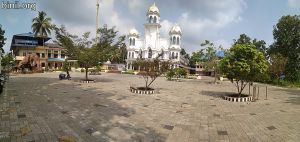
1,0,300,54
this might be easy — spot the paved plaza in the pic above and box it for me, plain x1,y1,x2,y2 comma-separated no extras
0,72,299,142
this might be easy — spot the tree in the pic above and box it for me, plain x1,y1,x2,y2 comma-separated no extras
220,44,268,97
270,15,300,82
180,48,187,55
62,59,71,78
166,69,175,80
32,11,53,37
54,25,126,80
133,57,170,90
1,53,15,71
234,34,267,56
269,53,287,84
174,68,187,80
77,48,99,80
0,25,6,55
190,49,205,65
201,40,219,83
94,25,126,63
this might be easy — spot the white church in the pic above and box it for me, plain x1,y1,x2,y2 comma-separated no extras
126,2,188,70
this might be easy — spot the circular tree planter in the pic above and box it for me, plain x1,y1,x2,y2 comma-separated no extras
224,94,253,102
130,87,155,94
80,79,95,83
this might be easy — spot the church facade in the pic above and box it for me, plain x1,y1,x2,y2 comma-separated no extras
126,2,187,70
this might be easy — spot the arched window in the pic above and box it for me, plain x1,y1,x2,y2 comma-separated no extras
172,52,175,59
176,37,180,45
154,16,157,23
133,38,135,46
129,52,131,58
149,16,153,23
132,52,134,58
129,38,132,46
161,50,164,59
170,37,172,44
172,36,176,44
148,48,152,58
175,52,178,59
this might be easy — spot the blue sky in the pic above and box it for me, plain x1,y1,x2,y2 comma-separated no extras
1,0,300,53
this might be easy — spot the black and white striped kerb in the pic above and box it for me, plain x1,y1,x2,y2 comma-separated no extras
130,87,155,94
80,80,95,83
224,96,253,102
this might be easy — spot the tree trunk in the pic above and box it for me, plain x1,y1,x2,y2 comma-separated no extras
214,70,217,84
85,67,88,80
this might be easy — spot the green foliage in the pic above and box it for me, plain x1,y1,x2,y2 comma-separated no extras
269,53,287,83
190,49,205,65
220,44,269,96
133,57,170,89
32,11,53,37
174,68,187,79
94,25,126,63
62,60,71,72
1,53,15,71
54,25,126,80
123,70,135,75
234,34,267,56
95,65,101,72
270,15,300,82
0,25,6,55
166,69,175,80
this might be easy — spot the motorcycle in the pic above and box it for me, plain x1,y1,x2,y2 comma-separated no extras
0,74,6,94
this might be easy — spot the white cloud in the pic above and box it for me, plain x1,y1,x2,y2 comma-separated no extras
160,20,173,38
288,0,300,8
175,0,246,53
37,0,133,39
35,0,246,53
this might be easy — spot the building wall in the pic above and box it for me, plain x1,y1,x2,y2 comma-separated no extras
13,45,66,70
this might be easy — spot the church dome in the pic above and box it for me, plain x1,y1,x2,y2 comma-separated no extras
147,2,160,16
169,25,182,35
129,28,139,36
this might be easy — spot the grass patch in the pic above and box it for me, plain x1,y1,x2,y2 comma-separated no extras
270,80,300,88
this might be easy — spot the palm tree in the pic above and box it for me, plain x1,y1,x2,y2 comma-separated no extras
32,11,52,71
32,11,52,37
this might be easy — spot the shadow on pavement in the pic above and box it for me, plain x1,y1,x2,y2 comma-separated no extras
4,76,166,142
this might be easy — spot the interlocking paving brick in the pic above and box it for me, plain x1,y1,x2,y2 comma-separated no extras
267,126,277,130
85,128,96,135
163,125,174,130
60,111,68,114
121,113,130,117
17,114,26,119
15,102,21,104
217,130,228,135
3,72,300,142
213,113,220,117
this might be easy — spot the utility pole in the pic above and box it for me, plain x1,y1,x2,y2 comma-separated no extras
96,0,100,43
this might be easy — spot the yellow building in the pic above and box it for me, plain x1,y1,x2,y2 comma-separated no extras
10,32,66,70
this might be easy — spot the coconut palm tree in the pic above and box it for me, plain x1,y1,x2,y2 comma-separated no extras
32,11,52,37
